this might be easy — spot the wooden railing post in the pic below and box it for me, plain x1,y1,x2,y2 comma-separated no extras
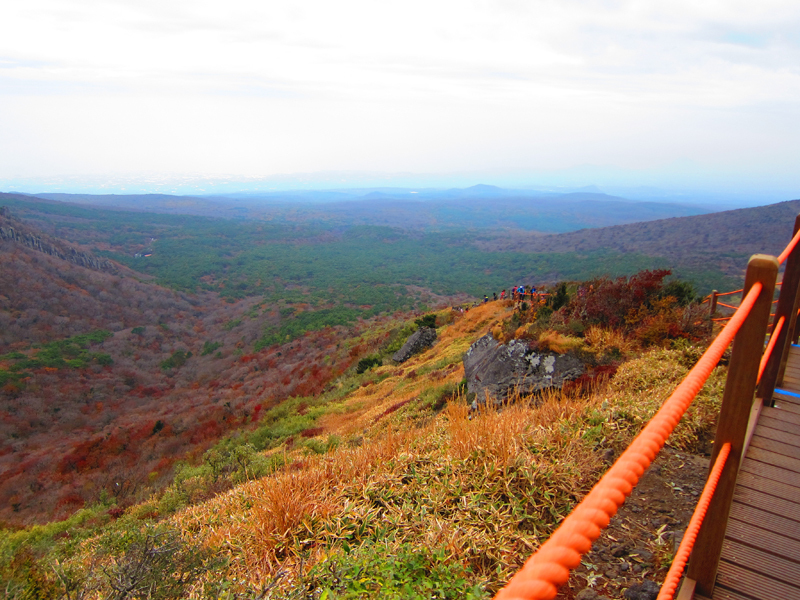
686,255,778,598
709,290,718,334
758,214,800,406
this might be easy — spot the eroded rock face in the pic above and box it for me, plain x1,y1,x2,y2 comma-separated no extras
392,327,437,362
463,334,585,406
0,210,117,273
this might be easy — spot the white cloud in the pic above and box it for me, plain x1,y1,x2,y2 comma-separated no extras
1,0,800,191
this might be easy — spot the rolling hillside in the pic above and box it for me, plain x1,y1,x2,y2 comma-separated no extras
479,199,800,278
0,296,725,599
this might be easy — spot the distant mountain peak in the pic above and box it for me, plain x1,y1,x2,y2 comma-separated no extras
465,184,503,192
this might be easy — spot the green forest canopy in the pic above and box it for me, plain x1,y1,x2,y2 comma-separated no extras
1,197,739,346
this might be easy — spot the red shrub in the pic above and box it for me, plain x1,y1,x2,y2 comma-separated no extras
300,427,324,438
374,398,413,421
569,270,672,330
55,492,84,510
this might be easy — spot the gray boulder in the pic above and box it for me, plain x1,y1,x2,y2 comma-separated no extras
463,334,585,406
623,580,659,600
392,327,437,362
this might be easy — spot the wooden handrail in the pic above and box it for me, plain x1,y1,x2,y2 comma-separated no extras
685,255,778,597
758,213,800,406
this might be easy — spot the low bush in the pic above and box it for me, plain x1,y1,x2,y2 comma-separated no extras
356,355,382,374
286,542,486,599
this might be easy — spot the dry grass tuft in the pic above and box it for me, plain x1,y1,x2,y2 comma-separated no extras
584,325,636,354
536,330,584,354
446,398,528,465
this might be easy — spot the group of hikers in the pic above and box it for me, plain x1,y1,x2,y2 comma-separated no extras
450,284,549,314
482,284,546,304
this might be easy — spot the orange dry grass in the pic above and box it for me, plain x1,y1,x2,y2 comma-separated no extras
536,330,584,354
584,325,635,353
445,390,598,465
175,429,418,581
438,302,511,347
172,383,609,594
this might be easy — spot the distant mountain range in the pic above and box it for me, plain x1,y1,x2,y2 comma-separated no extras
29,186,712,233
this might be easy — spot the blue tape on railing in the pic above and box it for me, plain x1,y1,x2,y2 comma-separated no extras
775,388,800,399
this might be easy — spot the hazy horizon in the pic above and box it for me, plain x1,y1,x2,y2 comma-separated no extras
2,170,797,210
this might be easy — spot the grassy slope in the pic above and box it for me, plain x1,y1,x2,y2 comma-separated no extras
1,302,725,599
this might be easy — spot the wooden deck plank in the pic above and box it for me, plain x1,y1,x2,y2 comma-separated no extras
729,501,800,541
750,433,800,457
740,456,800,488
736,469,800,502
751,423,800,448
782,375,800,385
726,517,800,562
781,357,800,369
747,446,800,475
781,377,800,390
708,590,755,600
761,405,800,426
773,392,800,412
733,485,800,523
736,470,800,502
774,399,800,416
721,538,800,585
716,559,800,600
758,413,800,436
781,368,800,381
773,386,800,404
781,371,800,383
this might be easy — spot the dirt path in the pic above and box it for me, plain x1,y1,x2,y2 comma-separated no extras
557,446,710,600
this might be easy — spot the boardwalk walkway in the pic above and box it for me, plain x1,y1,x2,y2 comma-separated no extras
697,345,800,600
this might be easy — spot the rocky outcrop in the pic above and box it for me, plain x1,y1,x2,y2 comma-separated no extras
392,327,437,362
0,209,118,273
463,334,585,406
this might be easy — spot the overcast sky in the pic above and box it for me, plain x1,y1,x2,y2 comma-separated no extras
1,0,799,195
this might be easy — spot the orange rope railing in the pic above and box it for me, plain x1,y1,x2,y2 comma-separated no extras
656,443,731,600
715,289,743,297
717,302,739,310
778,228,800,264
493,283,763,600
758,316,785,383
